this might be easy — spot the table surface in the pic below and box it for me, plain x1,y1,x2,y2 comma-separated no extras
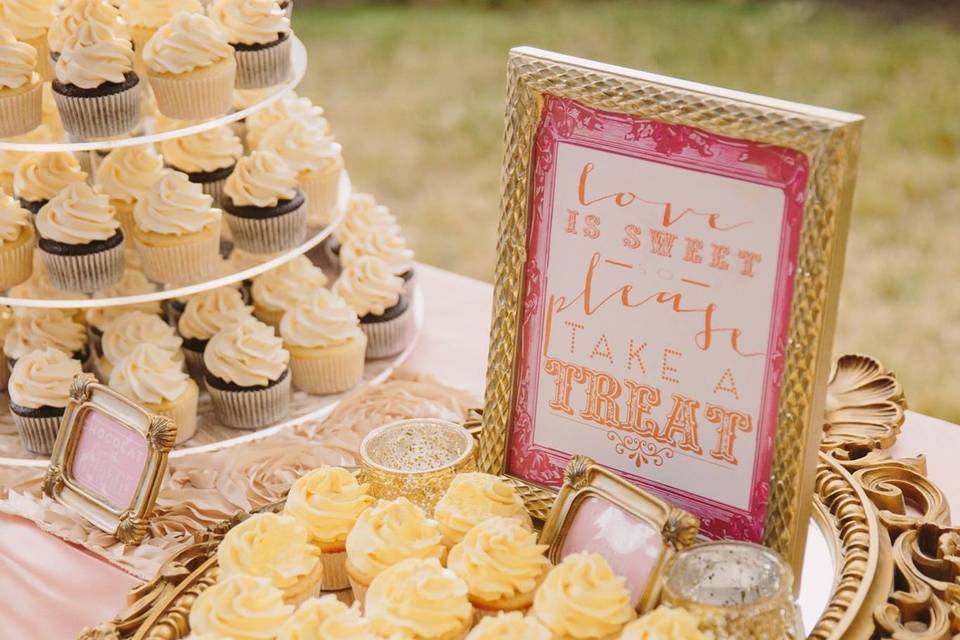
0,264,956,638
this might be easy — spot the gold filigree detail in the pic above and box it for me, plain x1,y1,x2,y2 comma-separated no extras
77,623,121,640
662,508,699,550
41,463,64,497
822,354,906,451
116,511,149,545
563,455,594,490
147,416,177,453
70,372,97,403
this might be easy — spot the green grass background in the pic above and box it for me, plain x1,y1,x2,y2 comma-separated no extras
291,1,960,421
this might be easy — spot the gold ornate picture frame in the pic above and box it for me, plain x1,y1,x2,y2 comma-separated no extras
540,455,699,612
42,374,175,545
480,46,864,576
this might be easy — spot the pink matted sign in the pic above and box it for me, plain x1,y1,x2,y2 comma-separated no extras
507,95,809,541
71,410,148,511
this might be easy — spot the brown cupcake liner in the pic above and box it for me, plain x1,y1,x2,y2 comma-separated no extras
0,358,9,391
225,201,306,254
361,304,415,359
300,167,341,227
40,240,125,293
0,230,34,291
182,346,206,388
288,335,366,395
13,412,62,455
0,81,43,138
234,36,292,90
87,325,103,357
134,227,221,286
206,370,290,429
320,550,349,591
53,82,142,139
148,59,236,120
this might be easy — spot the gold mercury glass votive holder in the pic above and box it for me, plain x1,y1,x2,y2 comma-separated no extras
358,418,476,514
661,541,804,639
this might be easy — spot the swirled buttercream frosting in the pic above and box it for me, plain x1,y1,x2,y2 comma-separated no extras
188,574,293,640
134,169,220,236
365,558,472,640
531,552,636,638
223,149,297,208
203,316,288,387
245,93,327,149
276,595,376,640
14,151,86,203
143,12,233,74
619,606,710,640
344,497,444,579
250,256,326,312
159,123,242,174
283,466,374,545
36,181,119,244
333,201,399,245
48,0,127,54
0,190,31,246
178,287,252,341
95,145,164,204
465,612,552,640
55,21,134,89
8,347,81,409
340,228,414,277
101,310,183,366
217,512,320,591
0,125,54,176
209,0,290,46
86,268,161,329
0,28,37,90
332,256,404,318
279,289,362,350
3,308,86,359
0,0,54,41
434,472,532,546
122,0,203,29
256,120,341,174
110,342,189,405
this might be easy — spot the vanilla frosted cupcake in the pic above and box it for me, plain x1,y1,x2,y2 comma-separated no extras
0,0,55,80
332,196,398,249
0,307,12,390
86,268,162,354
95,145,164,237
447,517,550,620
466,613,552,640
341,226,415,297
434,473,532,548
0,29,42,137
99,310,183,379
333,255,413,359
0,124,54,194
344,497,445,604
8,347,82,454
277,595,376,640
250,255,326,327
619,606,709,640
0,190,34,291
47,0,128,61
121,0,203,67
531,553,636,640
218,512,323,606
283,466,374,590
2,308,88,369
366,558,473,640
203,316,289,428
133,169,222,285
177,286,252,382
209,0,291,89
222,150,305,253
144,12,236,119
158,122,243,205
244,92,328,150
52,22,141,138
189,574,293,640
257,120,342,226
280,289,366,394
36,181,124,293
110,343,199,443
13,151,86,214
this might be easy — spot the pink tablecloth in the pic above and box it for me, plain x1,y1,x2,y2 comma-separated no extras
0,264,956,638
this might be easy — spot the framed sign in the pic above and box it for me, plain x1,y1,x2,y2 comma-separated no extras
42,374,175,545
479,47,863,574
540,455,698,612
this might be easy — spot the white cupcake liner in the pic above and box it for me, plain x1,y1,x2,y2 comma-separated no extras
234,36,292,90
53,81,142,139
289,335,366,395
320,550,349,591
0,81,42,138
134,226,221,286
361,304,415,359
148,58,236,120
206,371,290,429
0,230,34,291
225,200,306,254
282,0,293,20
300,167,341,227
12,412,62,455
347,574,369,610
40,240,125,293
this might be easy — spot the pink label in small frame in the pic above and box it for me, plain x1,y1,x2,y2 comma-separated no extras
71,409,147,511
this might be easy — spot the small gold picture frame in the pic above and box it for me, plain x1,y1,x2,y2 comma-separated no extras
540,455,700,613
42,374,176,545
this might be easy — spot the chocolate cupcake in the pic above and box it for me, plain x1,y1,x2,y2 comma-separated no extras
47,0,128,63
203,316,290,429
3,308,90,373
209,0,292,89
36,181,124,293
158,120,242,207
8,347,82,454
176,286,253,384
333,256,414,359
222,150,305,254
13,151,86,215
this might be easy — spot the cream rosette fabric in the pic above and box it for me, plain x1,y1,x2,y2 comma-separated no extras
3,308,86,361
47,0,128,56
101,310,183,373
434,473,533,547
619,606,710,640
86,268,161,333
531,552,636,640
276,595,377,640
36,182,119,245
283,466,374,546
251,256,327,327
134,169,221,236
189,574,293,640
204,316,288,388
179,287,253,342
8,346,81,409
465,612,552,640
14,151,86,205
447,516,550,607
208,0,290,45
333,256,404,318
245,93,328,149
109,343,190,406
365,557,473,640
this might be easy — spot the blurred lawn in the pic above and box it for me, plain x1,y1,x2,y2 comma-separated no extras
292,1,960,421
